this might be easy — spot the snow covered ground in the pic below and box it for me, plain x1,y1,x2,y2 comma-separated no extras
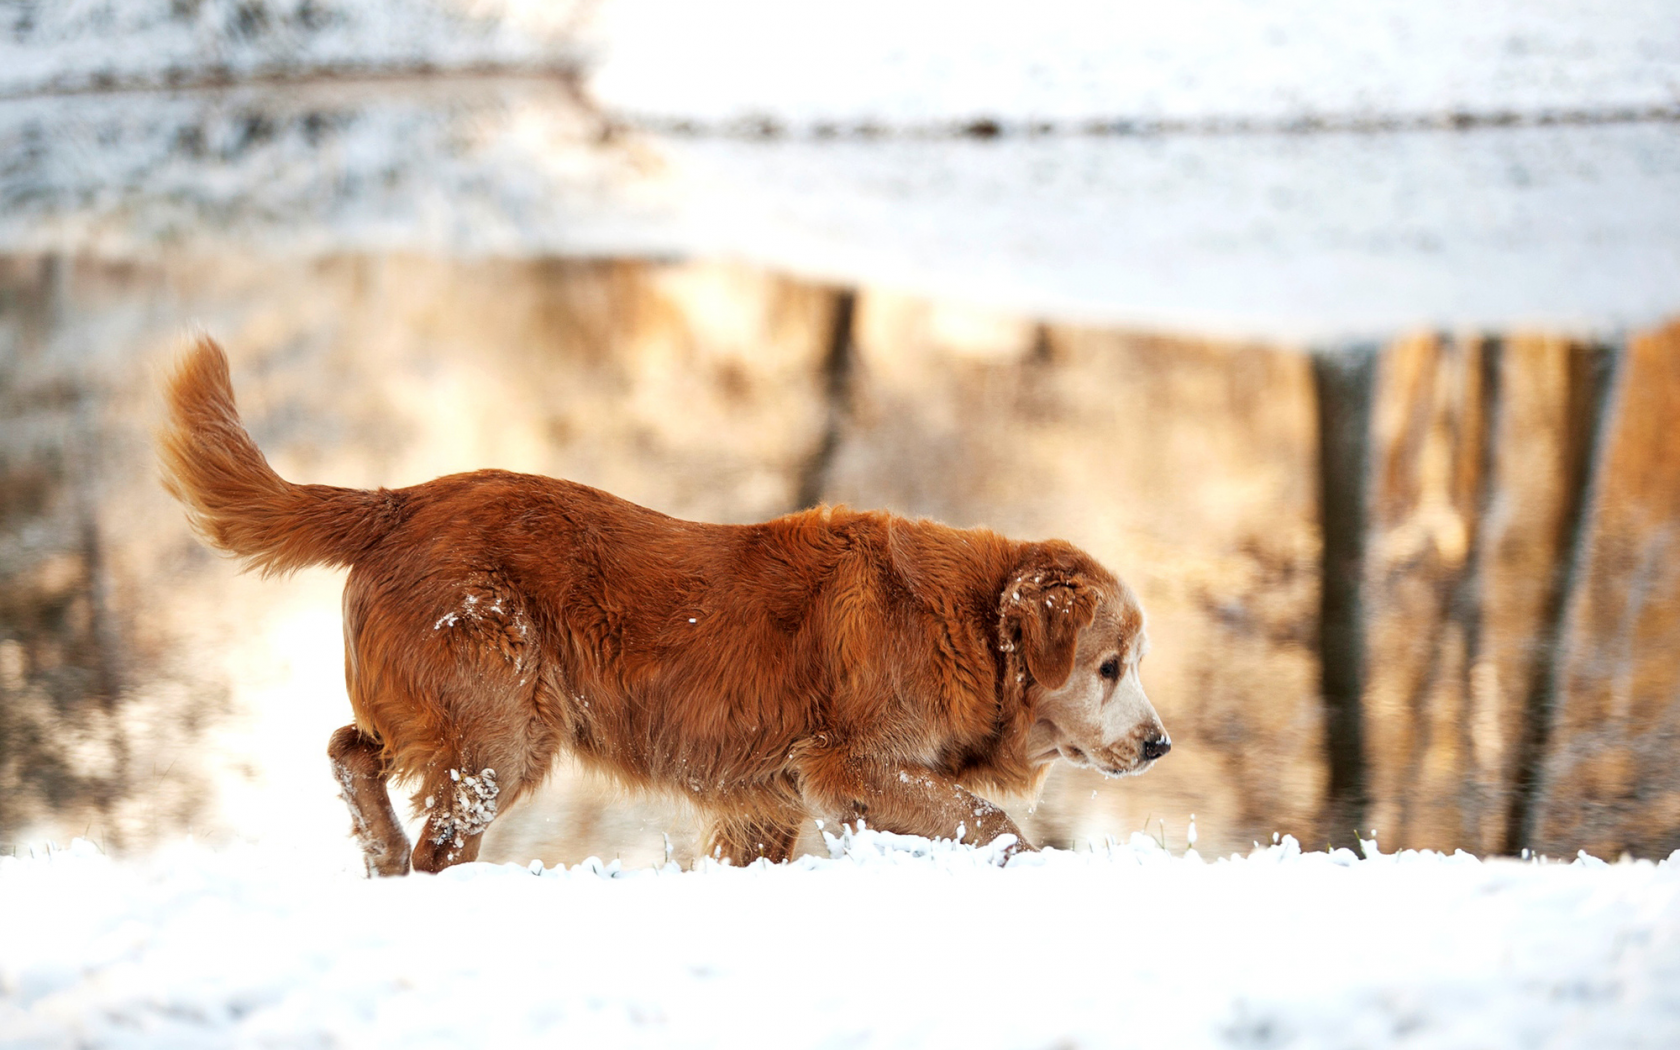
3,829,1678,1049
587,0,1680,130
0,0,585,96
2,0,1677,339
644,122,1680,340
8,0,1674,124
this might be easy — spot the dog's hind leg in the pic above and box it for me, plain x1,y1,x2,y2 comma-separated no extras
408,732,556,873
410,762,503,873
328,725,412,877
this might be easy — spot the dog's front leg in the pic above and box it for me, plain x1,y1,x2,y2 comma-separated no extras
796,755,1031,853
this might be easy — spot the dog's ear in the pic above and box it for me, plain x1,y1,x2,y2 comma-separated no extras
1001,569,1099,690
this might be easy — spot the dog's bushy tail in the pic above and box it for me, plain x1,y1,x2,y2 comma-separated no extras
158,337,405,577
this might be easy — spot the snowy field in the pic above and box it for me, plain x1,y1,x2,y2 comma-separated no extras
3,1,1678,339
3,829,1678,1049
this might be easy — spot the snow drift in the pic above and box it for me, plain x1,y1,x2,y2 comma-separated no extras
3,828,1678,1048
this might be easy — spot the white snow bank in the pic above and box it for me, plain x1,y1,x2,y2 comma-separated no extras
5,80,1674,340
2,1,1677,338
4,829,1678,1048
12,1,1675,127
586,0,1680,129
0,0,585,97
648,123,1680,340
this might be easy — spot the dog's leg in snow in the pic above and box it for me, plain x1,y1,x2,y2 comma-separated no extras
795,754,1031,853
704,812,803,866
408,762,504,873
328,725,412,877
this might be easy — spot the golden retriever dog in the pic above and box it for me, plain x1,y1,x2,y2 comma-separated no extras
159,338,1169,875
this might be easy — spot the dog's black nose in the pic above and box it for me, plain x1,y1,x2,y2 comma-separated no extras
1141,737,1172,761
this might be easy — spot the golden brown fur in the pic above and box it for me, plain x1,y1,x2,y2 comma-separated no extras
159,338,1165,874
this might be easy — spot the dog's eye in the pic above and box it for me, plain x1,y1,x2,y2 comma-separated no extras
1099,657,1121,681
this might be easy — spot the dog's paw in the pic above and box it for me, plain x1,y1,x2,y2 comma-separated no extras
990,833,1040,866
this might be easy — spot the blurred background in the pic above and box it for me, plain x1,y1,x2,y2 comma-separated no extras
2,0,1678,868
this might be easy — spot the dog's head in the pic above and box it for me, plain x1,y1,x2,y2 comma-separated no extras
1000,544,1169,778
